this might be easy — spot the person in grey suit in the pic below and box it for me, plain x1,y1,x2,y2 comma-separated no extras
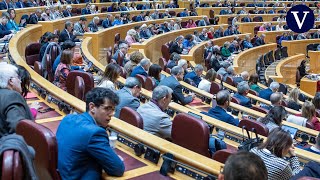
0,64,33,138
158,66,195,105
73,17,87,36
137,85,173,139
88,16,99,32
114,77,141,118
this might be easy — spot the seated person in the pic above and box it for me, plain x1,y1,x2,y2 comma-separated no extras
0,63,34,138
287,101,319,129
57,88,125,179
249,73,262,93
286,88,301,111
39,33,59,63
198,69,217,93
182,34,194,50
243,35,253,49
254,34,265,47
258,106,287,131
112,42,129,66
221,41,231,58
224,66,235,82
259,82,279,101
59,21,79,43
114,77,141,118
124,51,144,77
217,62,231,80
88,16,99,32
148,64,162,86
166,53,180,69
233,81,252,108
81,2,91,15
184,64,203,86
205,90,240,126
223,25,233,36
53,40,78,73
0,13,13,38
130,58,151,77
139,24,151,39
250,128,301,179
97,63,121,91
169,36,184,54
261,92,283,110
218,151,267,180
233,71,249,85
303,133,320,155
228,40,240,53
137,85,173,139
297,60,309,78
159,66,195,105
73,17,87,36
53,50,73,91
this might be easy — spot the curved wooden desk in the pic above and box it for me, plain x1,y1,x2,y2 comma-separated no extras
130,24,228,64
39,8,185,33
233,43,277,75
309,51,320,74
282,39,320,57
83,15,203,63
300,51,320,96
180,33,250,63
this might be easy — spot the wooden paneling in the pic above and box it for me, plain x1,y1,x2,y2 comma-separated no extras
282,39,320,56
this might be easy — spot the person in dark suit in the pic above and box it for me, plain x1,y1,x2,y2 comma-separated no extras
102,14,113,28
88,16,99,32
114,77,141,118
184,64,203,86
205,90,239,126
112,42,129,66
28,9,41,24
0,0,13,10
159,66,195,105
130,58,151,77
39,33,59,63
139,24,151,39
169,36,183,54
166,53,180,69
223,25,233,36
63,5,73,17
0,12,13,38
255,34,266,47
81,2,91,15
73,17,87,36
135,11,144,22
15,0,25,8
214,26,224,38
233,81,252,108
0,64,34,138
57,88,125,179
197,16,210,26
59,21,78,43
297,60,309,78
259,82,280,101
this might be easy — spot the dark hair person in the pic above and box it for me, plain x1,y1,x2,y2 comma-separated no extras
53,50,74,91
218,151,267,180
248,73,262,93
297,60,308,77
250,128,301,180
97,63,121,91
148,64,162,86
258,106,287,131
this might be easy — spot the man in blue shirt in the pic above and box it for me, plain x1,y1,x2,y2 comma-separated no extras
184,64,203,86
182,34,194,49
205,90,239,126
259,82,279,101
57,88,125,179
233,81,252,108
243,35,253,49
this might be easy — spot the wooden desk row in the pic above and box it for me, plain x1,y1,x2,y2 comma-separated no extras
81,36,320,165
300,51,320,96
10,24,225,180
282,39,320,57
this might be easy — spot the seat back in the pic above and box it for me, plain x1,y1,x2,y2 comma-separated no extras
165,67,171,74
16,120,60,180
114,33,120,44
172,113,211,157
231,96,240,104
296,68,301,86
254,26,260,35
70,76,85,100
209,9,215,18
278,83,288,95
248,89,258,96
252,106,269,114
205,52,213,70
119,107,144,129
50,46,59,63
158,57,167,70
212,149,236,163
274,48,281,60
253,16,263,22
34,61,43,76
135,74,146,88
268,50,275,63
210,81,222,94
66,71,94,97
161,44,170,61
106,48,113,64
45,55,54,82
306,44,314,57
117,52,124,66
281,46,288,58
238,118,269,136
145,77,155,91
272,16,278,21
25,43,41,66
1,150,24,180
225,76,234,86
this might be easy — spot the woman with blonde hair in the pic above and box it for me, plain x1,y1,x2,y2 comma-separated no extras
287,101,320,130
286,88,301,111
125,29,137,46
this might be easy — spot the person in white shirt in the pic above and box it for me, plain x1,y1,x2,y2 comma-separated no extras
97,63,121,91
276,22,285,31
198,69,217,93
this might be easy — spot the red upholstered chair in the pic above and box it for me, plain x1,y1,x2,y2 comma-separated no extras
119,107,143,129
253,16,263,22
25,43,41,66
16,120,60,180
252,106,269,114
205,52,212,70
158,57,167,70
106,49,113,64
119,66,127,78
172,113,211,157
210,81,222,95
145,77,155,91
67,76,85,100
238,118,269,136
66,71,94,97
209,9,215,18
1,150,24,180
161,44,171,61
226,76,234,86
100,6,107,13
254,26,260,35
34,61,43,76
50,46,59,64
272,16,278,21
248,89,258,96
116,52,124,67
114,33,120,44
135,74,146,88
181,21,187,28
227,17,233,25
231,96,240,104
168,11,176,17
165,68,171,74
296,68,301,87
217,74,222,80
212,149,236,163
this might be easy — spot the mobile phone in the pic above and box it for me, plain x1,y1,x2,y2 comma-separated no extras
38,107,54,113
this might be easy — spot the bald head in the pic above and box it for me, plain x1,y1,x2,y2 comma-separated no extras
240,71,249,81
270,92,282,106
